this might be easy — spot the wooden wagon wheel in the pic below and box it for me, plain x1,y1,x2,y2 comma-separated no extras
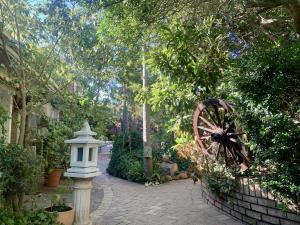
193,99,250,172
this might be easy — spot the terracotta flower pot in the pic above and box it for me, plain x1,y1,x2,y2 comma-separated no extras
57,207,75,225
47,169,63,187
46,206,74,225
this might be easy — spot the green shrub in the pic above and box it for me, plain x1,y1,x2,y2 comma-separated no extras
107,131,146,183
123,154,145,183
0,142,42,211
205,163,238,198
221,42,300,203
111,130,143,153
152,133,192,171
0,105,9,138
39,122,72,171
0,209,61,225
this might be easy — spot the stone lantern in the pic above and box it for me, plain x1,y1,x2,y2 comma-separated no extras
64,121,101,225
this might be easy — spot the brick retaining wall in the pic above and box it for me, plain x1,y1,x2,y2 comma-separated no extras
200,178,300,225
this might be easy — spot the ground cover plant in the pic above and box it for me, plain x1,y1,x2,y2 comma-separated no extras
0,208,61,225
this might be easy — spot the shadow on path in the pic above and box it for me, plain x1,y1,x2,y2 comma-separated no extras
92,145,244,225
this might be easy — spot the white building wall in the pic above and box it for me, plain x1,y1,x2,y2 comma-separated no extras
0,84,13,143
43,103,60,121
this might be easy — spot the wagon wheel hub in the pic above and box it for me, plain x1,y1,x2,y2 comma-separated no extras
211,128,226,143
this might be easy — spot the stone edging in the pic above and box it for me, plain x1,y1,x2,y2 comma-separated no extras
199,180,300,225
90,181,113,224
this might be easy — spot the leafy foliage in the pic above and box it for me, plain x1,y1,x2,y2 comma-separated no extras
0,209,61,225
222,42,300,202
149,15,229,93
152,132,192,172
0,105,9,138
39,122,72,171
107,131,146,183
1,0,299,211
0,142,42,211
206,162,238,198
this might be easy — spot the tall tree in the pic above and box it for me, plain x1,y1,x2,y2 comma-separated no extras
142,45,152,178
0,0,76,146
96,3,155,177
245,0,300,34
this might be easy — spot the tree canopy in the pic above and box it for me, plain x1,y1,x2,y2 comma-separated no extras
0,0,299,207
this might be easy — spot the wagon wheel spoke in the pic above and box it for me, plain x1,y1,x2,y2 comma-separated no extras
213,105,222,127
206,143,214,155
237,135,246,144
222,111,228,129
227,132,245,136
199,116,216,129
229,137,245,146
200,135,211,140
231,142,249,167
235,149,246,165
224,145,228,166
216,144,222,160
226,144,239,165
205,107,218,127
198,126,214,133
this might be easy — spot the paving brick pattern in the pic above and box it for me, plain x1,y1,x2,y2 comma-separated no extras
91,147,243,225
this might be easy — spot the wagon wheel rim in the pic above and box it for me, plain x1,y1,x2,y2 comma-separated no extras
193,99,249,171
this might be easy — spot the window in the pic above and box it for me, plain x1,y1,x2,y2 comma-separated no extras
77,147,83,161
88,148,93,161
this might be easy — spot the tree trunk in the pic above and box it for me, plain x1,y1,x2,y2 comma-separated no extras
288,2,300,35
121,84,128,132
246,0,300,34
246,0,289,8
18,192,24,210
11,192,24,212
24,114,31,147
142,46,153,179
121,84,128,150
17,85,26,145
11,194,19,212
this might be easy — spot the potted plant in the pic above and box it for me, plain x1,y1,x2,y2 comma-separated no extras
45,194,74,225
41,123,72,187
44,152,65,187
46,169,64,187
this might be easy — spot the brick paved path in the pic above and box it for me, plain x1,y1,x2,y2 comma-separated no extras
92,145,243,225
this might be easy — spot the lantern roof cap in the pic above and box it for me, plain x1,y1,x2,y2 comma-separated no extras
65,121,102,144
74,121,96,137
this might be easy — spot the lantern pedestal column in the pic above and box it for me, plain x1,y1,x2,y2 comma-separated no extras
64,121,102,225
73,178,93,225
